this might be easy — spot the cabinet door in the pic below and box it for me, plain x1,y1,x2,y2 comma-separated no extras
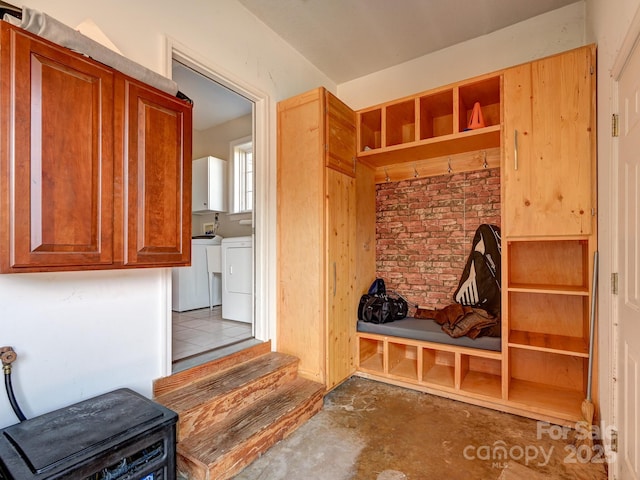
122,79,192,266
326,165,356,389
325,91,356,177
503,47,595,236
0,26,114,271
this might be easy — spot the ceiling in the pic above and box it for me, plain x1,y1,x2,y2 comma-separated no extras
177,0,579,131
237,0,580,84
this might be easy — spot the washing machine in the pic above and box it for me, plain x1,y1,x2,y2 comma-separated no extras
221,236,253,323
172,236,223,312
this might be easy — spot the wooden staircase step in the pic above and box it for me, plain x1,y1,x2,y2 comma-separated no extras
153,341,271,397
156,352,300,441
176,376,325,480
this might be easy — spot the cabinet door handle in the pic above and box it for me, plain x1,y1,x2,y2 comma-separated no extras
333,262,336,297
514,129,519,171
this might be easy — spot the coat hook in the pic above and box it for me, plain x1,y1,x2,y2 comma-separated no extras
413,164,419,178
384,168,390,182
447,157,452,174
482,150,488,168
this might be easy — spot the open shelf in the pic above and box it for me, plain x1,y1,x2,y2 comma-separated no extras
458,76,501,132
459,354,502,399
388,341,418,380
509,330,589,357
386,100,415,146
358,337,384,373
359,109,382,151
508,379,584,421
507,239,589,290
356,73,502,170
509,348,586,394
422,348,455,388
358,125,501,168
419,90,453,140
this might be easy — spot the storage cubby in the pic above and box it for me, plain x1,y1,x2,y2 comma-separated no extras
358,337,384,373
459,354,502,399
388,341,418,380
507,239,589,290
508,291,589,355
421,348,455,388
385,100,415,147
359,108,382,151
457,76,501,133
419,90,453,140
508,348,586,419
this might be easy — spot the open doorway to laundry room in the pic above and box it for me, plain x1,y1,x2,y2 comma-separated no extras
169,53,264,373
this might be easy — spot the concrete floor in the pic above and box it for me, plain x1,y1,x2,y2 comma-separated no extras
234,377,608,480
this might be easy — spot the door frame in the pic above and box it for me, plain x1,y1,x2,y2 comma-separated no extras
609,5,640,478
162,36,273,374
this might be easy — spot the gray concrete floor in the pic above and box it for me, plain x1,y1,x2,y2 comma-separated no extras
234,377,608,480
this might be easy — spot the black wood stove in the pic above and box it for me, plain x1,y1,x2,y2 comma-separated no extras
0,388,177,480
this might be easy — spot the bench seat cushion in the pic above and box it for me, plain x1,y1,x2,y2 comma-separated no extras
357,317,501,352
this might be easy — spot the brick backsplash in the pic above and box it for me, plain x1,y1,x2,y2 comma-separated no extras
375,168,500,311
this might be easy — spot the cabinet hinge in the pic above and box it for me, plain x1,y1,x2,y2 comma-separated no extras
612,273,619,295
325,143,329,152
611,429,618,452
612,114,619,137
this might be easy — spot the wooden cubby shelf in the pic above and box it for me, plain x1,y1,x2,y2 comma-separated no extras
459,355,502,399
508,330,589,357
422,348,455,388
357,73,502,172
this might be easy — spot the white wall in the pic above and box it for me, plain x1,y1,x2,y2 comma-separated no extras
585,0,640,450
338,2,586,109
0,0,333,428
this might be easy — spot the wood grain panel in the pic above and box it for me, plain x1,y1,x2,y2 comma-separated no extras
4,26,114,269
124,79,192,266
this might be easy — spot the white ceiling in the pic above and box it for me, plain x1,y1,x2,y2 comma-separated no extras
178,0,579,131
237,0,580,83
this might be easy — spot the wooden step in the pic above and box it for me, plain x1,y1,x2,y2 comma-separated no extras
153,341,272,397
176,376,325,480
155,351,300,441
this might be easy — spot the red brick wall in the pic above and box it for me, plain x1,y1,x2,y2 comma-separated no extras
375,168,500,310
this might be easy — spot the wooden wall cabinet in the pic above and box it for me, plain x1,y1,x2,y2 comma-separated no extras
0,23,192,273
503,46,596,237
277,87,358,390
501,45,597,423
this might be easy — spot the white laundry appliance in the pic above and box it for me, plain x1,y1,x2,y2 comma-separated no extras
172,236,223,312
221,236,253,323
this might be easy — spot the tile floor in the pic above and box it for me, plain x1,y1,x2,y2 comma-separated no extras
172,307,253,363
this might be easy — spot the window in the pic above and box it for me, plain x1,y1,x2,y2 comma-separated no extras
230,136,253,213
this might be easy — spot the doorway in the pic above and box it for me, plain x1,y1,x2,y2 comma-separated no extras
168,52,264,372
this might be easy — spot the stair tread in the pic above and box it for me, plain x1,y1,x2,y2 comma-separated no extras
156,352,298,412
178,376,324,466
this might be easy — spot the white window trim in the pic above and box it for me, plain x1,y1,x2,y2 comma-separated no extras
229,134,254,215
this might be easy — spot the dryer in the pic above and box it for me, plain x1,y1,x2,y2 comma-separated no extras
221,236,253,323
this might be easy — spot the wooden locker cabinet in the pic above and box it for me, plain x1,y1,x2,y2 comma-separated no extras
0,23,192,273
501,45,597,422
503,45,596,237
277,87,357,390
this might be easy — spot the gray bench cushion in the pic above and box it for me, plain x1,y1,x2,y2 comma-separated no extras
357,317,501,352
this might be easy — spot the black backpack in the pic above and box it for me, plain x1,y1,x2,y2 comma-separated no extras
453,225,502,316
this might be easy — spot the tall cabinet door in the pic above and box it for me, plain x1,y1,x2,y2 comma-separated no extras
325,168,356,390
1,27,115,270
121,79,192,266
503,46,595,236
